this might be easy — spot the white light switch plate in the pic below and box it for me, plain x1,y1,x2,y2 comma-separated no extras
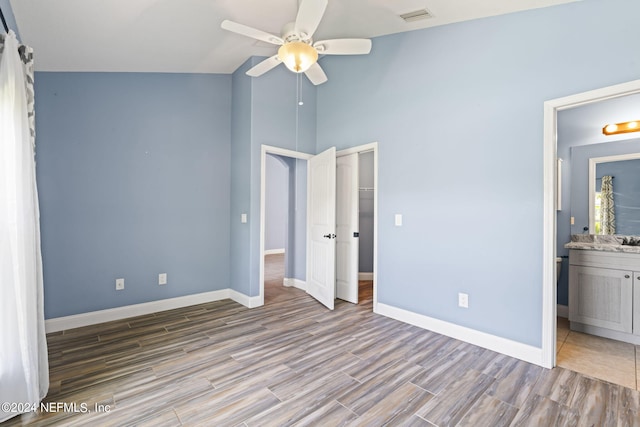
116,278,124,290
395,214,402,226
159,273,167,285
241,213,247,223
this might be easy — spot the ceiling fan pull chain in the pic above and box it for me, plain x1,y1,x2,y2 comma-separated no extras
295,73,300,154
298,73,304,106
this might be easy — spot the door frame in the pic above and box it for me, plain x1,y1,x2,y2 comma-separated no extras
259,142,379,309
336,142,379,309
541,79,640,369
259,145,313,305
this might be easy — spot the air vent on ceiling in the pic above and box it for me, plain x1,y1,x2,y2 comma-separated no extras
399,9,433,23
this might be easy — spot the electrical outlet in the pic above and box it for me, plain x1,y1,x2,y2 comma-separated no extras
159,273,167,285
116,278,124,290
458,292,469,308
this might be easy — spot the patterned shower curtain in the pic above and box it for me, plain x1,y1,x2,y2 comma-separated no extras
601,175,616,235
0,31,49,423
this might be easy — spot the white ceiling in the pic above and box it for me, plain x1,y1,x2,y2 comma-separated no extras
10,0,579,74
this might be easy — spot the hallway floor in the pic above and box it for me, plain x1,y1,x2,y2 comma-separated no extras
557,317,640,390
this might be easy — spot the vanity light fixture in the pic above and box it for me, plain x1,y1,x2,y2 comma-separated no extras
602,120,640,136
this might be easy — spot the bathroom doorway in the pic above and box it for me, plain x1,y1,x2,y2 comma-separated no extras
555,94,640,390
543,79,640,384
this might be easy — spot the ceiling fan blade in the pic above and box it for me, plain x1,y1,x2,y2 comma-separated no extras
314,39,372,55
294,0,328,39
304,62,328,85
246,55,282,77
221,20,283,45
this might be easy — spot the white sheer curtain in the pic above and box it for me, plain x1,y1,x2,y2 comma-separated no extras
0,30,49,423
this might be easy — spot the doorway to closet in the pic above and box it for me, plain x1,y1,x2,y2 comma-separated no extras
259,143,378,311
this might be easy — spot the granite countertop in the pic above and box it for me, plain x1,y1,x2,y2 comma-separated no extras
564,235,640,254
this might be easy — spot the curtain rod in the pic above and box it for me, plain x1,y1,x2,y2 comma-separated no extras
0,6,9,33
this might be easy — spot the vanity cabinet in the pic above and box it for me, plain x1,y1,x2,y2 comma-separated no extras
568,265,633,333
568,249,640,344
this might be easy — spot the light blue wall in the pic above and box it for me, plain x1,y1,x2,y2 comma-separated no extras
35,72,231,318
265,154,288,251
230,59,255,296
316,0,640,347
230,59,316,296
0,0,20,38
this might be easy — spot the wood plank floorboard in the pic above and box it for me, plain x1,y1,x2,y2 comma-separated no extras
3,253,640,426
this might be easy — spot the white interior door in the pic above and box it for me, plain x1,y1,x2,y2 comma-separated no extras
336,153,359,304
306,147,336,310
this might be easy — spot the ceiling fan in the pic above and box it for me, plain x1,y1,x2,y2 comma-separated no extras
221,0,372,85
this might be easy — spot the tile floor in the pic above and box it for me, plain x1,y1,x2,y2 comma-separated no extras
557,317,640,390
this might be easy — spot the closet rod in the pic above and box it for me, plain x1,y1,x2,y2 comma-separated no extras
0,7,9,33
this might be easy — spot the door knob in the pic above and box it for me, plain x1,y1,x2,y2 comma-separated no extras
323,234,336,239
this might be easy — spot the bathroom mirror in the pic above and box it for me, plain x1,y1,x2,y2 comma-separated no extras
588,152,640,234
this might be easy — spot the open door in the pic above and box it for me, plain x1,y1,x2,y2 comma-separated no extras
306,147,336,310
336,153,359,303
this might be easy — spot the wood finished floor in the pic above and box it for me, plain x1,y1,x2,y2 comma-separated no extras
3,253,640,426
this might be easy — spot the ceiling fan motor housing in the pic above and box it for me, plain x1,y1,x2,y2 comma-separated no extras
281,22,313,44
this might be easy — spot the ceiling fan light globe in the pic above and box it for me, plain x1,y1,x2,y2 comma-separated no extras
278,42,318,73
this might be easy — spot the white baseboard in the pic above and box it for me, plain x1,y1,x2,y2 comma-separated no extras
374,302,544,367
358,272,373,280
45,288,264,333
264,248,285,255
557,304,569,318
229,289,263,308
283,278,307,291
